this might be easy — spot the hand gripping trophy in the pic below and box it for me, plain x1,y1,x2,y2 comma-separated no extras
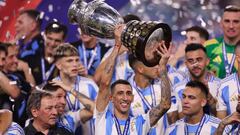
68,0,172,67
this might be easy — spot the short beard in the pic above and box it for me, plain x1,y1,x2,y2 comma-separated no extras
189,69,205,80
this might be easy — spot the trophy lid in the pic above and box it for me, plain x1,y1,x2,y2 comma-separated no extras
121,21,172,67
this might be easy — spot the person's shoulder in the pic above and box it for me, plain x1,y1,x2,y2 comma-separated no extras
204,37,222,47
205,114,221,125
169,118,184,128
7,122,25,134
33,34,44,42
79,76,97,85
220,73,237,84
205,114,221,124
211,75,221,82
55,125,74,135
69,40,83,48
173,79,188,90
24,122,34,134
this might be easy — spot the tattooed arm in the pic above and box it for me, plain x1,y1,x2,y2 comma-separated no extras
149,41,172,127
69,90,94,112
51,80,95,112
96,24,124,112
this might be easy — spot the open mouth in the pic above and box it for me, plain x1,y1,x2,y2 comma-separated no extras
120,102,129,108
72,69,78,73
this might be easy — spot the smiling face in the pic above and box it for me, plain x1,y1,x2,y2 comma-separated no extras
111,84,133,115
185,49,209,79
182,86,207,116
4,46,18,72
44,32,64,56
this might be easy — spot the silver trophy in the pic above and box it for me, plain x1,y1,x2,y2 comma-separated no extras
68,0,123,38
68,0,172,67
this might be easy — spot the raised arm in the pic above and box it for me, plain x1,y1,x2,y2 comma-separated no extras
0,71,20,99
17,60,36,87
149,41,172,127
95,24,124,112
51,80,95,112
94,44,128,85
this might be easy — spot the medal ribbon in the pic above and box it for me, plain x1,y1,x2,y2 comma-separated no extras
79,44,98,70
61,76,80,111
41,57,55,82
184,114,206,135
113,115,130,135
133,81,156,111
222,41,236,76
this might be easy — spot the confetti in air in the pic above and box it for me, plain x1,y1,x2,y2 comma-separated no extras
119,0,231,41
48,4,53,12
40,11,45,19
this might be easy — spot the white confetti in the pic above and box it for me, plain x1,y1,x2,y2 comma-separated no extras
48,4,53,12
181,31,186,36
40,11,45,19
172,3,180,9
3,16,9,21
45,16,50,21
53,18,58,22
5,31,10,39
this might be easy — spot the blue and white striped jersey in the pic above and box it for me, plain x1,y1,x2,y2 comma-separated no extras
58,110,82,133
165,114,220,135
54,75,98,135
5,122,25,135
54,75,98,111
223,124,240,135
94,106,151,135
173,74,221,112
167,67,186,86
128,75,172,135
217,73,239,115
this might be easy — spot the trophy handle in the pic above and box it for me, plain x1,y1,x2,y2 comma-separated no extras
68,0,87,24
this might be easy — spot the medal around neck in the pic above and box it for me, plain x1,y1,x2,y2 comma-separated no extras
68,0,172,67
